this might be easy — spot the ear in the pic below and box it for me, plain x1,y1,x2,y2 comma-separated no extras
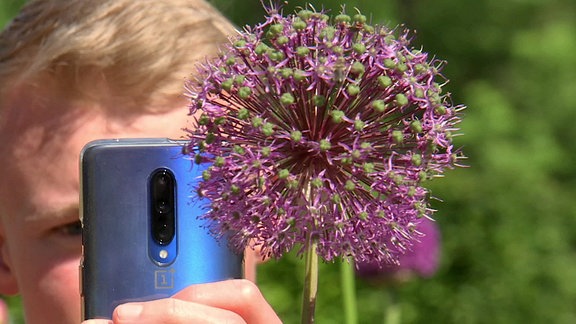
0,228,19,295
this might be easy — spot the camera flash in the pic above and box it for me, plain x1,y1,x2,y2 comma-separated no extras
159,249,169,259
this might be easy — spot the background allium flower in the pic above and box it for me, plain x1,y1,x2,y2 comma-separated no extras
185,5,463,267
356,218,441,280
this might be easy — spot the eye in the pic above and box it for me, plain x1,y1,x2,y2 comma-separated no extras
53,220,82,237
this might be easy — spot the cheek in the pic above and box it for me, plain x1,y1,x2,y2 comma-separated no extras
18,253,81,323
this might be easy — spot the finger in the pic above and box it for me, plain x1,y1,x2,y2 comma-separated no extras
112,299,246,324
173,279,281,324
82,320,113,324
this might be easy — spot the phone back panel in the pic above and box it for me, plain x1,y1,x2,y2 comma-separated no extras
80,138,243,319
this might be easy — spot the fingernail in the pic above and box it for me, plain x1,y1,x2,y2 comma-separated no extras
116,303,144,320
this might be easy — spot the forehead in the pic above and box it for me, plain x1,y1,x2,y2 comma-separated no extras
0,83,189,221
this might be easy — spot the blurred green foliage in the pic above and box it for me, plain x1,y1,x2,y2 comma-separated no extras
212,0,576,323
2,0,576,323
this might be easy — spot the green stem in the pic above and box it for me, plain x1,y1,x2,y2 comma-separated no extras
301,237,319,324
383,289,401,324
340,259,358,324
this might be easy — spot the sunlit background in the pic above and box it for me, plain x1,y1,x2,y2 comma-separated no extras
2,0,576,322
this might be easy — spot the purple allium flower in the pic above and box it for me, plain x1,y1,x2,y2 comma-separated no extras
356,218,441,280
185,5,463,266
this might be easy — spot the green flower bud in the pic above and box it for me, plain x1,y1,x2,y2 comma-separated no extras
418,171,428,181
378,75,392,88
230,184,240,195
354,119,365,131
234,75,246,85
221,78,234,92
345,180,356,191
292,18,307,31
296,46,310,56
313,95,326,107
287,179,299,190
352,43,366,54
332,46,344,54
347,84,360,96
268,50,285,62
255,43,269,55
232,145,246,155
293,69,307,82
360,142,372,150
372,99,386,112
335,14,351,24
238,87,251,99
205,132,216,144
280,92,295,105
291,130,302,142
261,122,274,136
351,61,365,75
268,24,283,37
414,63,427,74
202,169,211,181
363,162,375,173
392,130,404,144
261,146,271,157
237,108,250,120
384,58,396,69
353,14,367,24
278,169,290,179
341,157,352,165
319,139,331,151
226,57,236,66
331,193,341,204
410,120,423,133
251,116,263,128
234,39,246,48
198,114,210,125
319,26,336,40
434,105,447,115
214,156,225,167
331,110,345,123
280,68,293,78
395,93,408,106
276,35,289,45
311,177,323,188
396,63,407,73
412,154,422,166
298,9,313,21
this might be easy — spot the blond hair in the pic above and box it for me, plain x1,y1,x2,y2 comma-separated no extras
0,0,236,109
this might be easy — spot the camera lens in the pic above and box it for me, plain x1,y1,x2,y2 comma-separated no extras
150,169,176,245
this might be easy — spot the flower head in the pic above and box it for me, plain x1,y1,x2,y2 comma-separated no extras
185,5,463,265
356,217,441,280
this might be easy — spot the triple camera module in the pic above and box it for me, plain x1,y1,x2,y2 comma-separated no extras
150,168,175,245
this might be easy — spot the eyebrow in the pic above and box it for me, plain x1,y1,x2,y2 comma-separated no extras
26,203,80,230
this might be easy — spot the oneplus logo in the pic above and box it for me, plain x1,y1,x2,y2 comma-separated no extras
154,268,175,289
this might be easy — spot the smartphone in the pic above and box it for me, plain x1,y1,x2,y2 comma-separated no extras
80,138,243,320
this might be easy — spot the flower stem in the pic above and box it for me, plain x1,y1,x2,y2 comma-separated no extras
340,259,358,324
383,289,401,324
301,236,319,324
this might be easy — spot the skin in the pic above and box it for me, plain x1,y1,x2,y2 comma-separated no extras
0,83,280,324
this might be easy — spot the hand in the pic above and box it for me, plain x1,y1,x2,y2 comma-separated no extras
82,279,281,324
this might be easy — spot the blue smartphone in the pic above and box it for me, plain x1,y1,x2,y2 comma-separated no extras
80,138,243,320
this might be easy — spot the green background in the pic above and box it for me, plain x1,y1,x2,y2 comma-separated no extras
2,0,576,322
